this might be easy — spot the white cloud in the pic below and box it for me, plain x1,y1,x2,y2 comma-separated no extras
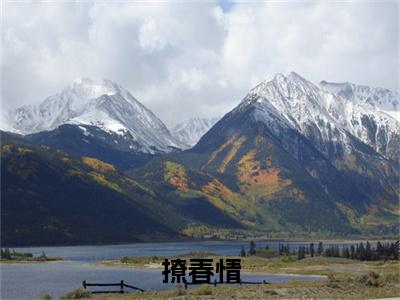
1,1,398,127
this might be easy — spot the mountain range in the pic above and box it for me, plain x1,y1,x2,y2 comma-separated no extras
1,73,399,246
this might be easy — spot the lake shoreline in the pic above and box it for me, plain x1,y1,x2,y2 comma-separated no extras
2,241,398,299
3,237,398,249
0,257,63,264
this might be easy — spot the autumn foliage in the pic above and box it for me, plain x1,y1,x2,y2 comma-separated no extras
164,161,188,192
237,150,291,199
82,156,116,173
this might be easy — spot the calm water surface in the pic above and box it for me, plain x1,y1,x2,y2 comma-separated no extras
6,240,355,262
1,241,331,299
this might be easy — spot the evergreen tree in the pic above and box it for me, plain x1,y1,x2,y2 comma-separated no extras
240,246,246,257
350,245,355,259
310,243,315,258
389,243,396,260
324,246,329,257
334,245,340,257
394,241,399,260
355,244,360,259
359,243,366,261
40,251,47,259
371,247,377,261
366,242,372,261
280,244,288,256
343,247,350,259
3,248,11,260
317,242,323,256
383,242,390,261
249,241,256,256
298,246,305,260
376,241,384,257
324,246,333,257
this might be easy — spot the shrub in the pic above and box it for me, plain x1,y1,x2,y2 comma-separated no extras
150,255,160,262
193,284,213,295
265,290,279,296
356,272,380,287
382,272,399,284
11,250,33,258
281,256,294,263
173,284,187,296
120,256,130,263
41,294,52,300
255,249,279,258
61,288,91,299
1,248,12,260
326,274,340,288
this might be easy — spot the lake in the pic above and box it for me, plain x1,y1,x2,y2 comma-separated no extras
4,240,357,262
0,241,341,299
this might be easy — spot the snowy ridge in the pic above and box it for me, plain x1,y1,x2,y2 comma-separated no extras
7,78,179,153
173,117,219,149
242,72,399,161
320,81,400,121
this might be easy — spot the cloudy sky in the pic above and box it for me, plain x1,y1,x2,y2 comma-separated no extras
2,1,399,127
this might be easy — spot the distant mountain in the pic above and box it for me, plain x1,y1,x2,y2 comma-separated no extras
131,73,399,237
173,117,219,149
5,78,180,154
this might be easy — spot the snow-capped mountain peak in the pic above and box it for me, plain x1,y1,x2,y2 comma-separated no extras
246,72,335,130
70,77,120,97
240,72,399,161
173,117,219,149
7,78,180,153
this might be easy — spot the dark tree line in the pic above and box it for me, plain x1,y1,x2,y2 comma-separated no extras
325,241,399,261
278,243,291,256
1,248,12,259
240,241,399,261
292,241,399,261
1,248,36,260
